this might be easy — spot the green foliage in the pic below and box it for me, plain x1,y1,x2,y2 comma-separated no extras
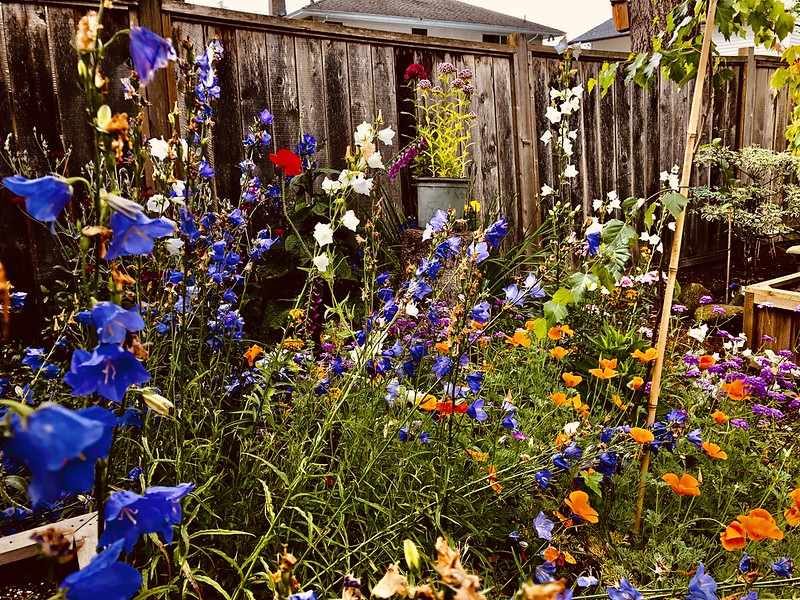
694,141,800,264
406,65,475,179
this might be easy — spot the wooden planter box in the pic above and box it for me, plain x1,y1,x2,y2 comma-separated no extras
743,272,800,350
0,512,97,568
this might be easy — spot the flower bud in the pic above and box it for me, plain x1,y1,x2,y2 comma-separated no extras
403,539,421,574
141,390,173,416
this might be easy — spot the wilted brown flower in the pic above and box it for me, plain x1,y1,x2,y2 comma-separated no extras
371,564,408,598
75,11,101,52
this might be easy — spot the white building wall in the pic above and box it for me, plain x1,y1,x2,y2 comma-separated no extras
306,16,547,44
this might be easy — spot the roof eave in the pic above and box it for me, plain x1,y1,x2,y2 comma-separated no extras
288,8,563,36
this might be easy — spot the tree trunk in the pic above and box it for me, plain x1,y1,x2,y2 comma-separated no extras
629,0,681,53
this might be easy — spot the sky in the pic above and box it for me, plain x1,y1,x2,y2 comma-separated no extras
193,0,611,40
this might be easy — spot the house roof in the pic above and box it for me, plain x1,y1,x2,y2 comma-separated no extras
571,18,628,43
289,0,564,36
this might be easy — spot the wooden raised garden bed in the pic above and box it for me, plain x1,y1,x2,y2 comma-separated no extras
743,272,800,350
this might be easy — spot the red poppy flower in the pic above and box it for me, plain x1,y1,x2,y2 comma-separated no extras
269,149,303,177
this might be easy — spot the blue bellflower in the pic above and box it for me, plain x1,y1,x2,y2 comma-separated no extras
533,511,554,541
105,212,175,260
484,216,507,248
3,175,72,231
686,562,717,600
466,398,487,422
63,344,151,402
60,539,142,600
91,302,145,344
99,483,195,552
3,405,115,507
607,578,643,600
129,27,177,86
770,557,793,578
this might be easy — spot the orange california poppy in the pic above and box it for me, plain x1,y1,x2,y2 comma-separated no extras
698,355,716,370
471,320,486,330
555,433,571,448
560,324,575,336
711,410,729,424
543,546,576,567
505,330,532,347
524,320,536,330
550,346,569,359
551,392,569,405
488,465,502,494
630,376,644,391
434,340,451,353
466,448,487,462
720,521,747,551
562,372,583,387
737,508,784,541
662,473,701,496
419,395,438,411
785,504,800,527
548,327,563,340
702,442,728,460
632,348,658,362
599,358,618,369
589,366,618,380
630,427,654,444
721,378,749,401
243,344,264,367
565,490,599,523
612,395,628,411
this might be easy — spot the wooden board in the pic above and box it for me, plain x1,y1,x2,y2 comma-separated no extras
0,512,98,568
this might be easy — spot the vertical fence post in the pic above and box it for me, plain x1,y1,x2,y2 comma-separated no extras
738,46,756,151
135,0,174,139
510,35,539,237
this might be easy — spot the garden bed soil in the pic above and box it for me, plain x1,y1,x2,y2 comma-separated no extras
677,247,798,299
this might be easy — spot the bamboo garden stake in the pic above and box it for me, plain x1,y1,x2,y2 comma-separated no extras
633,0,719,533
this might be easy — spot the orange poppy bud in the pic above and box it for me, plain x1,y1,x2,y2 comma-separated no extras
630,376,644,391
564,490,598,523
562,372,582,387
702,442,728,460
720,521,747,551
662,472,701,496
630,427,654,444
711,410,729,424
698,354,716,370
488,465,502,494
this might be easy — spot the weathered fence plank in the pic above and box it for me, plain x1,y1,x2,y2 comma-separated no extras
0,0,794,318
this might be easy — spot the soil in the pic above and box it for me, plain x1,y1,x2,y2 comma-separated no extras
0,556,75,599
678,245,799,300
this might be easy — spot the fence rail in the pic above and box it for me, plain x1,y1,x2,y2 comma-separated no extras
0,0,792,336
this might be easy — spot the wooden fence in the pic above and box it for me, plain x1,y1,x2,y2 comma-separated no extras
0,0,793,334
